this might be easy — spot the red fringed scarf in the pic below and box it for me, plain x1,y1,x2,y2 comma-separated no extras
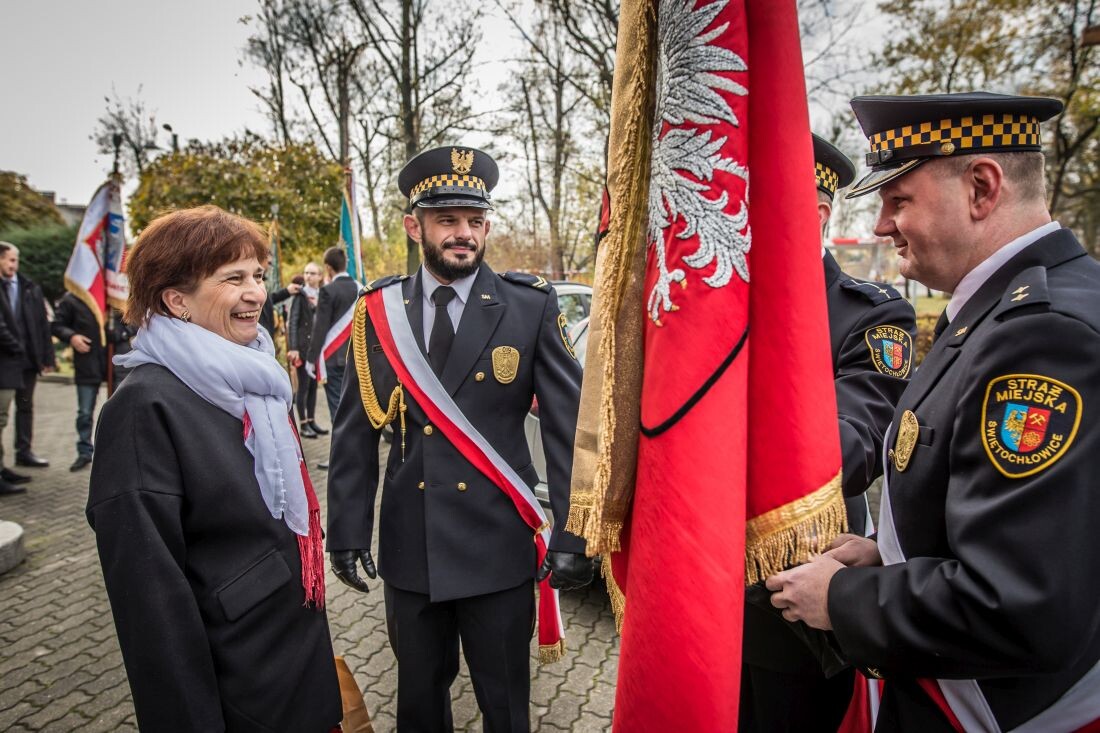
242,413,326,608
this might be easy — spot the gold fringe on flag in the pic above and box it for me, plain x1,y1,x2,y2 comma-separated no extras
603,554,628,634
744,471,846,585
538,640,566,665
565,0,658,558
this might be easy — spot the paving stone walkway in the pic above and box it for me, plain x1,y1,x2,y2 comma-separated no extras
0,380,618,731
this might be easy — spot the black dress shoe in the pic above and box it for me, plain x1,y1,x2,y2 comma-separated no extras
15,452,48,468
0,478,26,495
299,422,319,439
1,468,30,484
308,421,329,436
70,455,93,472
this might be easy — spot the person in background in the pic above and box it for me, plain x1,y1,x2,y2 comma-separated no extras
286,267,326,438
0,242,56,468
87,205,340,731
50,292,133,471
0,242,30,495
259,278,299,336
307,247,358,470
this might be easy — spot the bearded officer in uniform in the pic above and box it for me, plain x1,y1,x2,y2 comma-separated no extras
325,145,595,732
767,93,1100,732
739,135,916,733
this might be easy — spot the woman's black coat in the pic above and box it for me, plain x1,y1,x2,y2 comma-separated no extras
87,363,341,732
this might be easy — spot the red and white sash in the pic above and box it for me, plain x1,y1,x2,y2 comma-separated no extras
877,425,1100,733
309,302,355,383
364,286,566,662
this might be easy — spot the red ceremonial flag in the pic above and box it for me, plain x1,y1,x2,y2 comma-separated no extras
567,0,843,728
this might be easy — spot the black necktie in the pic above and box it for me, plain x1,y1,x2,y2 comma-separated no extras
429,286,457,376
933,310,949,342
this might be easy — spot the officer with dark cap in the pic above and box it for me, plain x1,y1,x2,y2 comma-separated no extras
325,145,595,731
739,134,916,733
767,93,1100,732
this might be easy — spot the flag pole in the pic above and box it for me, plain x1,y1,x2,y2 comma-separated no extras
105,133,123,397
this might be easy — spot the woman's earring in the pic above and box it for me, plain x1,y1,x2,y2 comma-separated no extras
180,310,191,323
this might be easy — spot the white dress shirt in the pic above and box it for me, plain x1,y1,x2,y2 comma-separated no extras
421,267,477,353
945,221,1061,322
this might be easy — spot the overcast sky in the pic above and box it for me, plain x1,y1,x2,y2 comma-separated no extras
0,0,538,206
1,0,272,203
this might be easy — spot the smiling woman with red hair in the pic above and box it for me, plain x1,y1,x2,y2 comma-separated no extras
86,206,341,732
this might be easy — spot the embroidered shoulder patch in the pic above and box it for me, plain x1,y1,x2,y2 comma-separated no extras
558,313,577,360
982,374,1082,478
864,325,912,378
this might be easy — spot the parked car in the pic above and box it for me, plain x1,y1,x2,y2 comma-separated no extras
552,281,593,333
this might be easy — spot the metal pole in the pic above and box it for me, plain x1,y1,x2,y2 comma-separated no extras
111,133,123,176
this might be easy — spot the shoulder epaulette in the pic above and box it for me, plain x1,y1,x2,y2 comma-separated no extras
840,278,902,306
993,265,1050,320
362,274,409,294
501,271,551,292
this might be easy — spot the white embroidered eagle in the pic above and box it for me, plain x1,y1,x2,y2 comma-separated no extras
647,0,750,325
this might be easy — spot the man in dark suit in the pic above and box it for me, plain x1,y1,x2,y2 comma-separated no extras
0,242,31,494
740,135,917,733
0,242,55,469
768,93,1100,732
326,146,594,731
307,246,359,423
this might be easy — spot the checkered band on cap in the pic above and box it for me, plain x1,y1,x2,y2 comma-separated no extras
411,174,488,197
869,114,1041,155
816,162,840,196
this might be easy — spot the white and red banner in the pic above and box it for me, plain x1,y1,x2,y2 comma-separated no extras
63,179,128,338
309,302,355,383
363,287,566,659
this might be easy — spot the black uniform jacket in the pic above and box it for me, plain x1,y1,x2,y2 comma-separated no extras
829,229,1100,731
326,265,586,602
286,293,315,355
87,364,341,732
307,276,359,368
743,253,916,674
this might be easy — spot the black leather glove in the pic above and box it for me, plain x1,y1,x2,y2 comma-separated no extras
535,551,596,591
330,549,377,593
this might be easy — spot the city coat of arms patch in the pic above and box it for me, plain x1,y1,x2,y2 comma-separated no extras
865,324,913,378
982,373,1082,478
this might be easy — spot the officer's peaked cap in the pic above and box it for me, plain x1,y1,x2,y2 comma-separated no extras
845,92,1063,199
398,145,499,210
812,134,856,200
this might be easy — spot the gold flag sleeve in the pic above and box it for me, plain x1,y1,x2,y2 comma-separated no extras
566,0,658,559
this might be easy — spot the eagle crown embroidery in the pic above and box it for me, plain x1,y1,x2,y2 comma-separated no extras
451,148,474,175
